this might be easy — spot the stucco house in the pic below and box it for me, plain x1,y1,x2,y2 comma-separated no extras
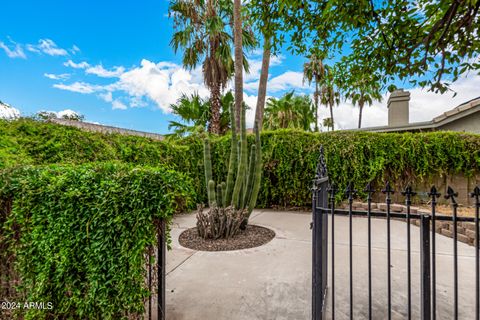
353,89,480,134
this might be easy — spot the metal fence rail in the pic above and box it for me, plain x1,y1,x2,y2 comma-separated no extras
312,147,480,320
146,219,166,320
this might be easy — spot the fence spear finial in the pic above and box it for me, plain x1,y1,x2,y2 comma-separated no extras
345,182,357,200
401,185,417,197
445,186,458,206
364,182,376,200
470,186,480,201
428,185,441,199
382,181,395,195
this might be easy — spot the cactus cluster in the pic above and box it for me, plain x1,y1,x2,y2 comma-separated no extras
198,98,262,239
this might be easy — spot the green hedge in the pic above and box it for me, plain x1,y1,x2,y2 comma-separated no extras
207,130,480,205
1,119,480,207
0,162,196,319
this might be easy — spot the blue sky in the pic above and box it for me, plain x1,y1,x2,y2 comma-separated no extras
0,0,307,133
1,0,479,132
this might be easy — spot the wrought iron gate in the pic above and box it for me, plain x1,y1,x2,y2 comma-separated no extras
312,146,329,319
312,147,480,320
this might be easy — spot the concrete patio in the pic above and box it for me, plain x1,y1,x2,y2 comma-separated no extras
165,210,477,320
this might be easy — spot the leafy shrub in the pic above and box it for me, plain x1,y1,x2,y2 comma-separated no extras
207,130,480,206
0,162,196,319
1,119,480,207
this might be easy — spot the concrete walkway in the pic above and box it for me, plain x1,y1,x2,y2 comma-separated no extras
166,210,477,320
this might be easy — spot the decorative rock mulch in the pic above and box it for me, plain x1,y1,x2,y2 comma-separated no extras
179,225,275,252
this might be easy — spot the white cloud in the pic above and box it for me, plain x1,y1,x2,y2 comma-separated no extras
324,73,480,130
112,100,127,110
44,73,70,80
53,82,100,94
409,74,480,122
55,59,210,112
70,45,80,54
110,59,209,112
245,70,307,93
56,109,80,118
0,41,26,59
267,71,308,92
25,44,40,53
322,98,388,130
36,109,83,120
51,51,480,131
64,60,90,69
86,65,125,78
35,39,68,56
2,38,74,58
99,92,113,102
64,60,125,78
243,92,263,128
244,54,283,82
0,101,21,119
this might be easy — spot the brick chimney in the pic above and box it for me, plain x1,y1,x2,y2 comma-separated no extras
387,89,410,126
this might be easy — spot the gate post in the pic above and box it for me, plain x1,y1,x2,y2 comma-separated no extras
312,146,328,320
420,214,431,320
158,219,166,320
312,177,319,319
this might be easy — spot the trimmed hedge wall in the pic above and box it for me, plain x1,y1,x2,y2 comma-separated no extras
0,162,196,319
208,130,480,205
1,119,480,207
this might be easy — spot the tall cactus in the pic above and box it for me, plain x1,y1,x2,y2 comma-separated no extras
243,144,256,208
199,100,262,238
232,103,248,209
208,180,216,207
216,183,223,208
204,138,214,204
224,100,237,206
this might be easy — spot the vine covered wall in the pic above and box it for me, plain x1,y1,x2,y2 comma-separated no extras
1,119,480,207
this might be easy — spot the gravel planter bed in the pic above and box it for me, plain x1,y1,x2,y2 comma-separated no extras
179,225,275,251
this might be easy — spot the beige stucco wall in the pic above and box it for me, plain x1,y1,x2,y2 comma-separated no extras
372,173,480,206
417,173,480,206
49,119,165,140
437,112,480,134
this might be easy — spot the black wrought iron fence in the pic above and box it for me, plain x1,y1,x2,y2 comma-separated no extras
146,220,167,320
312,147,480,320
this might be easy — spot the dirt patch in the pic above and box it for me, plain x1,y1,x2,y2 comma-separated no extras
179,225,275,252
416,204,477,217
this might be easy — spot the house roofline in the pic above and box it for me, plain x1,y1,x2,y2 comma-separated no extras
346,96,480,132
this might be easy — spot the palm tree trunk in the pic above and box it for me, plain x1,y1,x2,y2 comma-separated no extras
233,0,243,133
358,101,364,129
254,36,271,131
314,82,319,132
329,103,335,131
209,82,222,134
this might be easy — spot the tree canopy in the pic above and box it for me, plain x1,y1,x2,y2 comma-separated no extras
264,0,480,93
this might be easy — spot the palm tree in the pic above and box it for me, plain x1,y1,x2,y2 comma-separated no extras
342,67,382,128
168,91,234,137
346,86,382,128
264,91,295,130
322,117,334,132
303,53,325,132
320,65,340,131
169,0,255,134
294,95,315,131
168,93,209,137
263,91,315,131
